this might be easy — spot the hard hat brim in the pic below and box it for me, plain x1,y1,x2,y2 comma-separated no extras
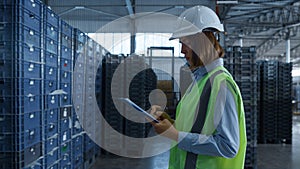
169,23,224,41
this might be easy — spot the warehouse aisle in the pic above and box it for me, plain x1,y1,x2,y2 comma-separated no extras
93,115,300,169
257,115,300,169
92,128,170,169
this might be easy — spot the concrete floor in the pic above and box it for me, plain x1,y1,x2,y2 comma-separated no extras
257,115,300,169
93,115,300,169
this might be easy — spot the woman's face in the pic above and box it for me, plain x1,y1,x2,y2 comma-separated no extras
180,37,195,69
180,32,221,68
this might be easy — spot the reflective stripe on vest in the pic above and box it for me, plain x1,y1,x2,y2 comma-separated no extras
184,70,223,169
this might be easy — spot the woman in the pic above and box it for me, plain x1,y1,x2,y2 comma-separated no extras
150,5,247,169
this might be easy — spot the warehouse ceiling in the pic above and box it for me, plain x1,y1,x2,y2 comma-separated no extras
45,0,300,66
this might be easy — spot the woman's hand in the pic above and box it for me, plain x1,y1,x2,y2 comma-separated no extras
150,105,174,124
149,105,178,141
151,119,178,141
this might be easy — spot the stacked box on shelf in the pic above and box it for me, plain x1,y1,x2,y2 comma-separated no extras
58,110,72,169
59,141,72,169
101,54,125,155
101,54,158,156
83,37,96,139
224,46,257,169
239,47,258,169
84,144,96,169
94,46,105,157
23,158,44,169
43,7,59,110
237,47,258,168
224,46,258,141
57,19,74,169
144,68,157,136
124,56,149,156
1,0,109,168
58,70,72,105
72,28,87,136
58,108,72,169
94,144,101,159
42,6,61,169
238,47,257,141
93,42,105,158
229,46,244,80
95,43,104,112
256,61,263,145
223,46,234,73
72,29,87,169
71,107,84,169
259,60,293,143
82,37,99,168
257,61,272,142
277,62,292,143
0,1,44,169
72,134,84,169
258,61,279,143
126,55,147,127
83,134,96,168
72,107,83,136
224,46,239,96
73,29,86,65
44,109,59,168
244,146,257,169
59,20,73,107
144,68,157,110
83,41,107,159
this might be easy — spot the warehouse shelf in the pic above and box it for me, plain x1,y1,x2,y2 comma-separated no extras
1,0,103,168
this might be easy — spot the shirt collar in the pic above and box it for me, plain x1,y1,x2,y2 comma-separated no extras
192,58,224,80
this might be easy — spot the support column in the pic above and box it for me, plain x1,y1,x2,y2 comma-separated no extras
286,38,290,63
239,38,243,47
130,33,136,54
126,0,136,54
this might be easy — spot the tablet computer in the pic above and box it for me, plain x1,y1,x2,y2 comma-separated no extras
119,98,159,123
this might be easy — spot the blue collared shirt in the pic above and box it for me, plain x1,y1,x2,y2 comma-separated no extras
177,58,240,158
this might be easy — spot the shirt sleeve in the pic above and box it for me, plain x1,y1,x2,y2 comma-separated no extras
177,82,240,158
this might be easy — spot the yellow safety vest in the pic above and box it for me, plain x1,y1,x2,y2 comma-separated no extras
169,66,247,169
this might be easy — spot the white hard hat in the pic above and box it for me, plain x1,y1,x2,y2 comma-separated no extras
169,5,224,40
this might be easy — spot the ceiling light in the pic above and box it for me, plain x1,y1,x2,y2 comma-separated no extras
217,1,238,4
174,6,185,9
74,6,85,10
